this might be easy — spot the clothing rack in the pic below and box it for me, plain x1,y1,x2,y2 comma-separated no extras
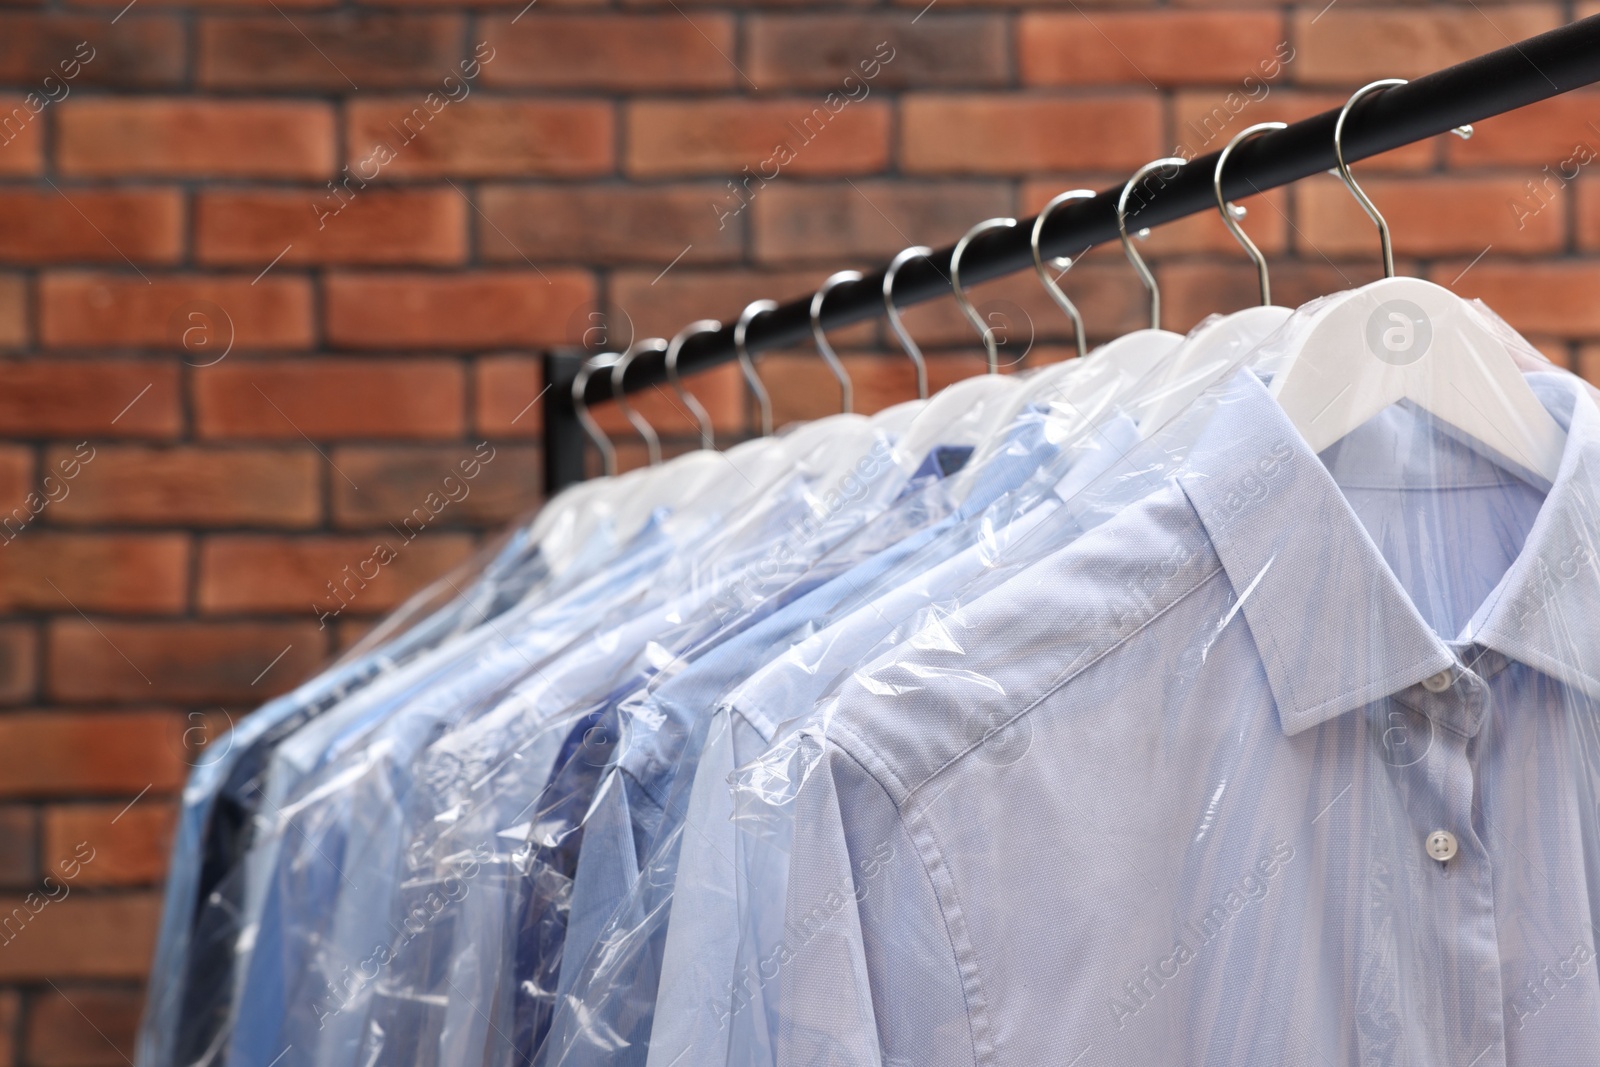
541,13,1600,492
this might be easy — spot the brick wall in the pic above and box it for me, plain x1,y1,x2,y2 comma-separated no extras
2,1,1598,1063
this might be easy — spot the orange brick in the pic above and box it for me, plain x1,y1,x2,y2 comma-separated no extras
0,808,34,888
47,445,321,528
0,275,24,350
626,99,890,178
43,801,175,887
329,444,540,528
25,983,142,1066
198,13,463,89
0,360,179,437
1452,262,1600,338
0,188,181,265
746,15,1007,89
0,94,44,177
0,16,183,87
1299,175,1563,258
48,620,325,703
481,13,737,89
606,266,878,349
0,624,37,706
1019,11,1286,86
195,359,465,440
40,274,314,351
475,354,545,437
324,271,594,349
0,711,186,798
196,188,467,267
1294,6,1562,85
474,185,741,265
198,533,476,614
752,180,1012,264
1020,180,1290,257
345,98,613,178
58,99,337,179
1447,91,1600,168
0,535,188,614
0,893,160,979
0,987,15,1067
901,95,1161,175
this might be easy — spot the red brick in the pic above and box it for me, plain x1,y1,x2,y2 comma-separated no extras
752,180,1012,264
40,274,314,351
590,361,746,439
198,533,476,614
0,988,15,1067
47,445,321,528
48,620,325,703
747,16,1007,89
1579,345,1600,389
42,801,175,888
1449,263,1600,338
0,624,36,705
195,359,465,440
626,99,890,178
25,983,142,1067
0,16,184,88
1021,179,1290,257
475,354,545,437
0,275,23,349
345,99,613,178
475,185,740,266
1576,182,1600,251
0,808,34,888
1172,89,1438,171
1019,12,1286,86
0,893,160,979
481,14,737,89
196,188,466,267
0,711,186,798
58,100,336,179
330,444,539,528
1446,91,1600,168
199,14,462,89
76,0,334,8
0,535,187,614
1299,175,1562,258
901,95,1161,175
325,271,594,349
1160,260,1381,334
0,361,179,437
0,94,44,177
1294,6,1562,85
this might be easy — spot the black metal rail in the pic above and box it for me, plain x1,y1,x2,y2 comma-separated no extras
544,14,1600,491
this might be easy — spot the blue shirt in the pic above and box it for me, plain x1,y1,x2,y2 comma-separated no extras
728,371,1600,1067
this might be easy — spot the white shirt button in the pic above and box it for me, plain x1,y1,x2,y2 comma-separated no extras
1425,830,1458,862
1422,670,1454,693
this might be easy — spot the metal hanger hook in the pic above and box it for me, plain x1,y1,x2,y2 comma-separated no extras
1031,191,1095,359
1118,157,1188,330
1215,122,1286,306
951,217,1019,374
811,271,861,413
573,354,618,477
666,319,720,450
612,338,666,467
734,299,775,437
883,246,933,400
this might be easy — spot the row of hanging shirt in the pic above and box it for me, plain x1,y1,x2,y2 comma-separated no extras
139,81,1600,1067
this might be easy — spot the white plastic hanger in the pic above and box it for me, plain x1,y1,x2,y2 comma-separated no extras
891,218,1026,477
1136,124,1295,432
1269,80,1564,483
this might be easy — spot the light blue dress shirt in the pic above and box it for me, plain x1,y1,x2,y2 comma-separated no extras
730,371,1600,1067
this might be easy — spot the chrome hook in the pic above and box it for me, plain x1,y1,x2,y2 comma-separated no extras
883,246,933,400
951,217,1019,374
1030,191,1095,359
735,299,775,437
666,319,720,450
811,271,860,413
1333,79,1472,280
1215,122,1286,307
1117,157,1188,330
612,338,666,466
573,354,617,478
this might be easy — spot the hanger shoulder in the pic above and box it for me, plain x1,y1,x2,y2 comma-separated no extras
1270,277,1564,481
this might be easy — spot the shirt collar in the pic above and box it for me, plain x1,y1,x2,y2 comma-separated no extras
1176,370,1600,736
